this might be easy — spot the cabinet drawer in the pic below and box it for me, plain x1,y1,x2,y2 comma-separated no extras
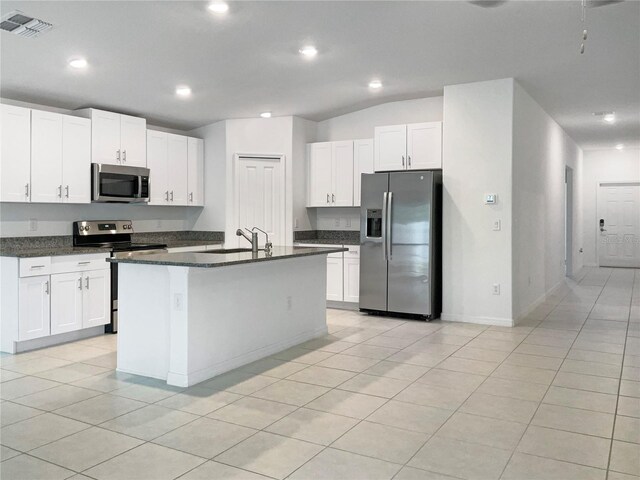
345,246,360,258
19,257,52,277
51,253,110,274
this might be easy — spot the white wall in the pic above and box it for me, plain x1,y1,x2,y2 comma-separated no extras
315,97,443,142
292,117,317,232
512,82,583,320
442,79,515,326
582,148,640,266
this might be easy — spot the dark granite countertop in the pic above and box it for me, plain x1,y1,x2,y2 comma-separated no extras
107,246,347,268
0,246,112,258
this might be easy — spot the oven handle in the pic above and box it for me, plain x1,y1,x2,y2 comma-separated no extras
137,175,143,198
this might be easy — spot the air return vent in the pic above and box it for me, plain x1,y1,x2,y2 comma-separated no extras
0,11,52,38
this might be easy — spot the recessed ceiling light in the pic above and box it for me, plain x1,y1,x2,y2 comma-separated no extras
260,112,272,118
615,143,624,150
208,2,229,14
175,86,192,97
603,113,616,124
299,46,318,58
368,80,383,89
68,58,88,69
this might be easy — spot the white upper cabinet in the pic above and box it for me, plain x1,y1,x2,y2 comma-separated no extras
307,141,354,207
353,139,374,207
167,133,188,205
31,110,63,203
187,137,204,206
375,122,442,171
120,115,147,167
1,105,31,202
30,111,91,204
307,142,333,207
332,141,354,206
147,130,169,205
406,122,442,170
76,108,146,166
375,124,407,171
62,116,91,203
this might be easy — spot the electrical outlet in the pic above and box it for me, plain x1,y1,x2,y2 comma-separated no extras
156,219,162,229
493,220,501,231
29,218,38,232
345,218,352,228
286,296,292,311
294,218,299,229
492,284,501,295
174,293,184,311
334,218,340,228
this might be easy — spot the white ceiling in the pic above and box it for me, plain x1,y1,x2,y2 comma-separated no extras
1,1,638,150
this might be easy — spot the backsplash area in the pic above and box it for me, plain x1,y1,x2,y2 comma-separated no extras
312,207,360,231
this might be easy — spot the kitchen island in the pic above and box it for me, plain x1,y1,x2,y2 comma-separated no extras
108,246,346,387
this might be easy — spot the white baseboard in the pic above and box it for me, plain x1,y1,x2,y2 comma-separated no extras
440,312,513,327
14,326,106,353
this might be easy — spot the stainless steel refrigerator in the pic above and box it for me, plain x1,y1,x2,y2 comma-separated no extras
359,170,442,319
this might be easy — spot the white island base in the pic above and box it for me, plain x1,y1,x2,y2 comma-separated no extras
117,255,328,387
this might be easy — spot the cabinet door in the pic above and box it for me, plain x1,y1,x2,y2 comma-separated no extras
167,134,188,205
50,272,83,335
91,110,121,165
307,142,333,207
30,110,63,203
62,116,91,203
407,122,442,170
326,255,344,301
343,256,360,303
146,130,169,205
120,114,147,167
187,137,204,206
353,139,374,207
332,141,354,206
1,105,31,202
18,275,50,340
83,269,110,328
375,124,407,172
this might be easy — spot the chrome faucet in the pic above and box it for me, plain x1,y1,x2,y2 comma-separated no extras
236,228,259,253
251,227,273,256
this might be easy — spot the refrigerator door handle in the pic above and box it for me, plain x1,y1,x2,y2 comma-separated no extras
387,192,393,259
382,192,388,260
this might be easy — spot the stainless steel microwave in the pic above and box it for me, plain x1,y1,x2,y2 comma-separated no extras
91,164,150,203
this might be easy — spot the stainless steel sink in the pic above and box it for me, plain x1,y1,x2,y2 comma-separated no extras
203,248,261,254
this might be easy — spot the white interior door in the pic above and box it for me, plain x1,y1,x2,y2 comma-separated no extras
598,183,640,268
236,155,285,247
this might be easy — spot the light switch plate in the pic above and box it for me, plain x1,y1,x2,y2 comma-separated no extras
493,220,501,231
29,218,38,232
485,194,497,205
492,284,501,295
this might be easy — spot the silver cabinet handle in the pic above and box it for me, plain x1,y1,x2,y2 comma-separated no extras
165,191,169,201
402,155,405,167
170,191,174,201
58,185,62,198
78,277,82,290
45,280,49,295
189,192,193,202
77,261,90,265
116,149,121,163
122,150,127,163
332,193,335,203
30,265,45,269
25,183,29,197
408,155,411,168
65,185,69,198
326,193,330,204
85,276,89,289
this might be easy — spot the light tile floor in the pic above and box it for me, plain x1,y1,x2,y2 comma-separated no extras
1,267,639,480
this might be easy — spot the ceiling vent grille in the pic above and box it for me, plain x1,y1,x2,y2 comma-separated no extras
0,11,53,38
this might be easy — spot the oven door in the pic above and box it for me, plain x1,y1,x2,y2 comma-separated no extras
92,163,150,203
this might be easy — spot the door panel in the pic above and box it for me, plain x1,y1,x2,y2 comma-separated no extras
407,122,442,170
120,115,147,167
326,255,344,301
31,110,63,203
62,116,91,203
92,110,121,165
1,105,31,202
387,171,433,315
359,173,389,311
167,134,188,205
332,141,354,206
18,275,50,341
343,257,360,303
353,139,374,207
51,272,83,335
147,130,168,205
83,269,110,328
308,143,332,206
598,184,640,267
375,125,406,172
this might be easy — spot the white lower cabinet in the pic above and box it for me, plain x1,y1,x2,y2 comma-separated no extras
18,275,51,341
51,272,83,335
343,255,360,303
82,269,110,328
326,254,344,302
